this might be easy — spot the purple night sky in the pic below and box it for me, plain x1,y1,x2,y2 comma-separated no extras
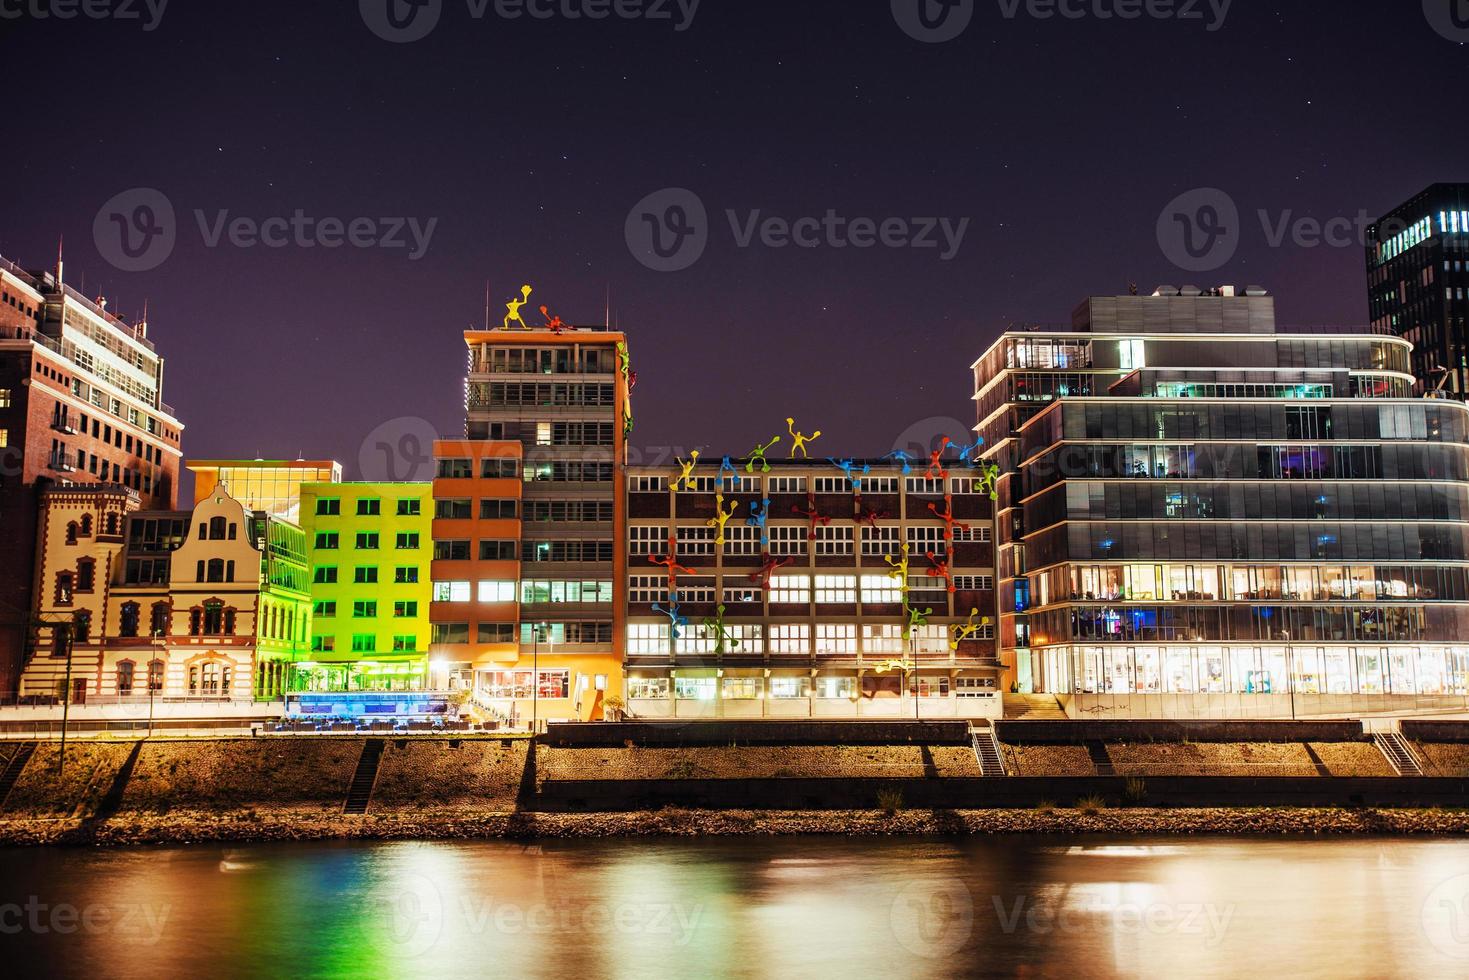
2,2,1466,488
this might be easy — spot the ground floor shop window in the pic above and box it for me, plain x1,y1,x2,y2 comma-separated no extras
769,676,812,698
627,677,670,699
674,676,716,700
478,669,569,699
722,677,761,700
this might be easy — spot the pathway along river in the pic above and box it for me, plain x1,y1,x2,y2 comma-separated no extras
1,836,1468,977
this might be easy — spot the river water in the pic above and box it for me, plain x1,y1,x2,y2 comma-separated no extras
1,836,1467,978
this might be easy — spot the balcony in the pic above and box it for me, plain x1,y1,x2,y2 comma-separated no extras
47,451,78,473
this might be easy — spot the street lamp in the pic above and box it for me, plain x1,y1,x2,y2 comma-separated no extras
149,628,164,737
55,621,75,775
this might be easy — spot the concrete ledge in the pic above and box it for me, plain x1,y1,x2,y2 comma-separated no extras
1401,720,1469,743
536,776,1469,812
997,719,1369,744
542,720,973,747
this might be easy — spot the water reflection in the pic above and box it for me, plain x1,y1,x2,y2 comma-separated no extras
1,837,1467,978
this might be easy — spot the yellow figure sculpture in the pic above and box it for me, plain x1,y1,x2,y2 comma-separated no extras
786,417,822,458
870,658,915,675
674,451,701,493
706,493,740,546
884,544,911,594
505,285,533,329
950,608,993,651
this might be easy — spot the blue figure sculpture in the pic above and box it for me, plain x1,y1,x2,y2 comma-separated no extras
746,498,773,547
718,455,740,488
956,436,987,466
829,457,871,493
884,450,914,476
651,591,690,641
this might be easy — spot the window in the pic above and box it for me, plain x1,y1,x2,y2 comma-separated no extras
353,601,378,618
147,659,164,692
862,574,904,604
313,600,337,618
396,498,422,516
355,532,380,550
150,604,169,636
433,581,472,602
722,677,761,700
432,623,470,644
677,526,715,556
55,571,74,605
769,477,807,494
315,498,341,516
627,624,672,654
813,525,853,556
863,624,905,654
768,624,810,655
629,476,668,492
815,575,857,604
478,623,515,644
862,525,902,556
953,575,994,591
393,635,417,652
477,580,516,603
435,498,472,520
629,527,668,555
956,677,996,698
76,559,95,592
770,676,811,698
315,532,339,550
815,675,856,699
906,477,944,495
395,532,420,550
119,602,141,637
520,580,614,604
393,600,418,618
394,567,420,584
356,498,381,516
908,526,947,555
354,566,379,584
351,634,377,653
434,540,471,560
480,540,518,561
480,499,518,519
627,676,670,699
674,676,716,700
629,576,666,604
314,566,338,584
437,458,473,479
770,574,811,605
72,611,92,643
311,635,335,653
815,624,856,655
768,525,809,557
482,458,519,479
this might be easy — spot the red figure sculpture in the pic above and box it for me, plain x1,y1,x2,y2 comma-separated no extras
539,305,571,334
750,552,796,591
925,437,952,481
792,492,831,540
650,536,696,590
927,494,971,543
926,550,956,594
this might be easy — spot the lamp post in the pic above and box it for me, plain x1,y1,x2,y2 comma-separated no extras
149,628,163,737
56,621,74,775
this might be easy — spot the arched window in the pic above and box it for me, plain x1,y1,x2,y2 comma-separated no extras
206,558,225,583
65,522,78,545
202,601,225,635
79,514,92,536
117,661,135,696
193,662,231,697
105,513,118,536
76,559,95,593
150,603,170,636
223,608,236,635
54,572,74,606
226,560,235,582
147,659,164,693
286,607,295,640
73,611,91,643
189,607,202,636
208,516,227,540
119,602,141,638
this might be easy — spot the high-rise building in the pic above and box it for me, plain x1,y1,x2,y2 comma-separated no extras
428,319,631,727
297,481,433,693
0,255,184,699
1366,183,1469,395
623,458,999,719
975,287,1469,718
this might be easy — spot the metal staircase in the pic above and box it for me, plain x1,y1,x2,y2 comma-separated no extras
972,727,1008,777
343,739,385,814
1373,732,1423,776
0,741,37,809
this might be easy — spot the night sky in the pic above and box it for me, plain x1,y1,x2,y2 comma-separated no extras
2,2,1466,488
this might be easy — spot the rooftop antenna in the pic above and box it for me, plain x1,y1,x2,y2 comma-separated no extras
138,299,149,339
604,284,611,329
55,235,64,287
484,280,491,330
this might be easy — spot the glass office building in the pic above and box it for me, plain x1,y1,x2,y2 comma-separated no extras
974,287,1469,717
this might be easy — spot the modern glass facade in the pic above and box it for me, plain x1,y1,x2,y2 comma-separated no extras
974,288,1469,714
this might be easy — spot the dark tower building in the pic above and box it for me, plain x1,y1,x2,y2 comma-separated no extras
1366,183,1469,395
